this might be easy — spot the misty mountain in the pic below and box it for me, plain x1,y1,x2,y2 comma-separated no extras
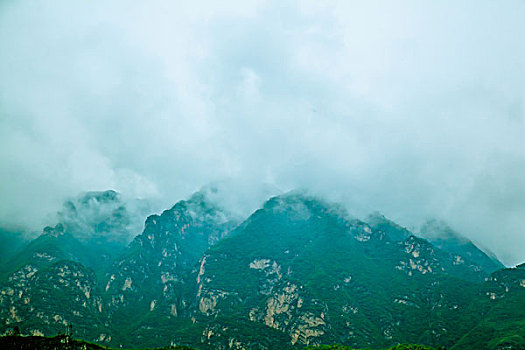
366,213,412,242
188,193,500,348
0,228,27,267
0,189,523,350
103,189,239,335
55,190,150,245
452,263,525,349
1,191,150,279
419,219,504,274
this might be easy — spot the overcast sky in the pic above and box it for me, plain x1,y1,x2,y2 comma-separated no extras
0,0,524,265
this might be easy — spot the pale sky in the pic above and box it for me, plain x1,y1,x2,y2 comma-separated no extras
0,0,524,265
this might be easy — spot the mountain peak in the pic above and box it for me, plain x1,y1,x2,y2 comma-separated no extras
419,219,467,242
171,189,237,225
0,187,521,349
419,219,504,273
55,190,150,245
42,223,65,238
366,212,412,241
79,190,120,204
262,191,349,220
134,188,241,259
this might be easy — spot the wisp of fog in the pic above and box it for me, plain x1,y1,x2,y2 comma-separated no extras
0,0,524,265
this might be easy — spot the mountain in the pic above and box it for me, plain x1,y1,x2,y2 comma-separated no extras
102,190,239,344
0,227,27,267
0,189,519,350
187,193,493,349
0,335,442,350
366,212,412,242
0,190,149,342
1,190,150,276
419,219,504,274
57,190,150,240
451,263,525,350
0,335,441,350
0,334,196,350
367,215,504,279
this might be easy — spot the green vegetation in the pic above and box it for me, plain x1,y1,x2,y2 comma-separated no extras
0,335,196,350
1,191,523,350
306,345,438,350
1,335,444,350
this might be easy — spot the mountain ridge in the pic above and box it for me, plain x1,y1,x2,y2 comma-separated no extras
0,189,522,350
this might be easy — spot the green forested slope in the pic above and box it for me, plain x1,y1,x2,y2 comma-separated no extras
1,190,522,350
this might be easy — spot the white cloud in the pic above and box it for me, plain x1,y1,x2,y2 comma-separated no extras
0,0,523,264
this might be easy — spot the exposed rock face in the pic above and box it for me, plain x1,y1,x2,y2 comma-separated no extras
190,194,364,347
197,288,230,316
0,260,104,341
484,265,525,298
290,312,326,345
0,189,238,347
197,250,329,347
396,236,444,276
351,223,373,242
260,282,327,345
249,258,271,270
0,190,519,350
103,190,238,324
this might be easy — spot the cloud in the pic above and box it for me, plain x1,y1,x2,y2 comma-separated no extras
0,0,524,265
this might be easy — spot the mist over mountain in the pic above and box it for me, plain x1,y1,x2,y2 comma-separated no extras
1,188,524,349
0,1,524,349
0,0,524,266
54,190,151,243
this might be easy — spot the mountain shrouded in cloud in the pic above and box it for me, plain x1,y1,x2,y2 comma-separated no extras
1,188,523,349
0,0,524,265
